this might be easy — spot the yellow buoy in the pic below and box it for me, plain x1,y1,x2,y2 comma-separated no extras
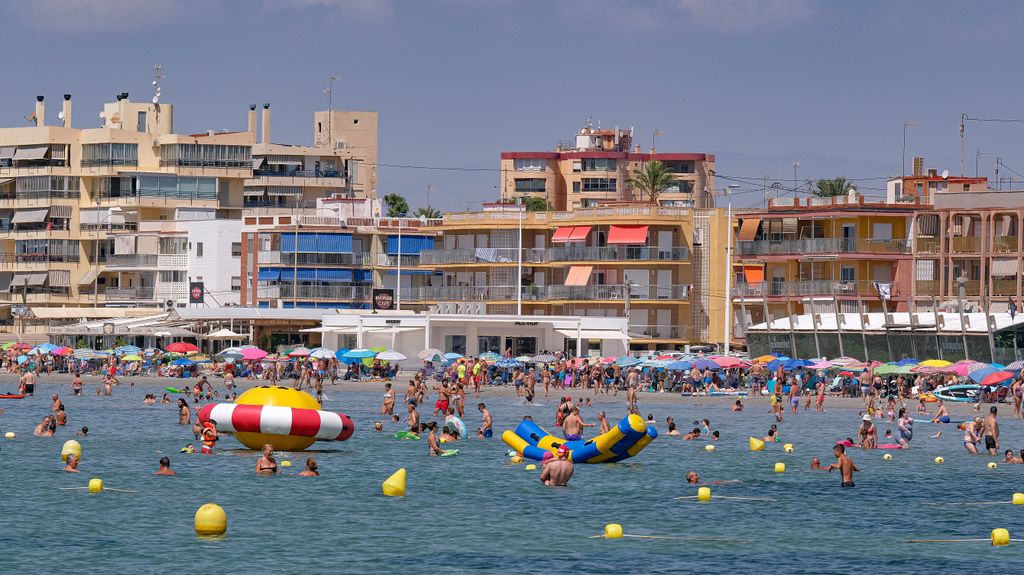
1012,492,1024,505
281,460,292,468
61,439,82,462
988,462,998,469
194,503,227,536
525,464,537,471
87,478,103,493
4,431,14,439
934,456,944,464
604,524,623,539
991,528,1010,546
783,443,794,453
697,486,712,502
510,455,523,464
704,444,716,452
774,462,786,473
883,453,893,460
749,437,765,451
382,468,407,497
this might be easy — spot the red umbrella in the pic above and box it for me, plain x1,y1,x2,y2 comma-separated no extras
165,342,199,354
980,371,1014,386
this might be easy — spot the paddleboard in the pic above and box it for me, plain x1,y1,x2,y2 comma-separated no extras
394,431,420,440
933,385,981,403
165,387,182,394
0,394,27,399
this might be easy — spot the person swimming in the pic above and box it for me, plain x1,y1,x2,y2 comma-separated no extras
256,443,278,475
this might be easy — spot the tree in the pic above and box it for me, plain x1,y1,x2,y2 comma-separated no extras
628,160,677,203
523,196,550,212
413,206,442,219
383,193,409,217
814,177,852,198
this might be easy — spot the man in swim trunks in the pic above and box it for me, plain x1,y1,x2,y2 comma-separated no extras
827,444,858,487
477,403,492,438
154,456,176,476
433,381,450,416
931,399,950,423
982,406,999,456
540,445,573,486
63,453,80,473
561,407,591,441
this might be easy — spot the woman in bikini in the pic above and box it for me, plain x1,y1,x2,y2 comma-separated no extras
256,443,279,475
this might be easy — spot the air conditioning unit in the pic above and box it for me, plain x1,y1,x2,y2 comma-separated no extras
164,299,176,311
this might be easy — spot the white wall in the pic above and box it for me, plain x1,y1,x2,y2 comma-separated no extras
183,219,242,307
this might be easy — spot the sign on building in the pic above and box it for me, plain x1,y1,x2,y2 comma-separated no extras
189,282,205,304
373,288,394,311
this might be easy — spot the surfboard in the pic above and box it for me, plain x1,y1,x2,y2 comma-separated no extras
933,385,981,403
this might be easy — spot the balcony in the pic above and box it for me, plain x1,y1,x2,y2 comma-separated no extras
737,238,910,257
257,284,371,302
106,254,187,269
915,280,940,296
732,280,886,298
400,284,690,302
376,254,422,267
0,253,80,269
419,248,547,265
628,324,689,339
992,237,1018,253
991,279,1019,297
246,170,347,188
105,283,188,302
548,245,689,262
950,236,981,253
916,237,941,253
278,252,372,267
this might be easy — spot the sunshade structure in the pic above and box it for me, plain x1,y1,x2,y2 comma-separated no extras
241,347,268,361
121,354,143,362
874,363,914,375
615,356,642,368
343,348,377,359
979,371,1014,386
309,347,336,359
710,356,746,368
171,358,195,366
1006,360,1024,371
951,361,987,377
807,360,835,370
752,354,777,364
531,354,558,363
376,350,407,361
418,348,444,360
287,346,312,358
968,366,1013,385
514,356,534,363
829,357,862,367
893,358,920,366
206,328,246,340
165,342,199,354
691,358,720,371
666,360,691,371
479,351,500,362
918,359,952,368
444,352,464,360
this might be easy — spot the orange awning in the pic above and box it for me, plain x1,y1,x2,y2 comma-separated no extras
737,218,761,242
551,226,574,243
607,225,649,245
568,225,592,242
564,265,593,286
743,266,765,283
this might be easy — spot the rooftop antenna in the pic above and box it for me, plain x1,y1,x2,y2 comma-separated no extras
151,64,164,105
324,74,338,147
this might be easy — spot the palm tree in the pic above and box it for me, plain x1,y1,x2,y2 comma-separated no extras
813,177,852,198
628,160,677,203
413,206,441,219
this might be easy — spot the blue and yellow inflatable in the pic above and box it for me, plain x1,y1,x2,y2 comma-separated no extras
501,413,657,463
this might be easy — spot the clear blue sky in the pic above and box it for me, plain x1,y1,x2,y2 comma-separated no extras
2,0,1022,209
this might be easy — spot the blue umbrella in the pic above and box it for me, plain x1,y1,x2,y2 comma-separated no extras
17,355,27,364
171,358,195,366
37,342,57,352
334,348,351,360
782,359,813,371
615,356,642,367
666,360,691,371
894,358,919,366
116,345,141,355
495,358,523,369
444,352,464,360
343,348,376,359
692,358,719,371
968,366,999,384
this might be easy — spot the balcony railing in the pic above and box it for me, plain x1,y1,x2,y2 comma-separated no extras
400,284,690,302
737,238,910,256
627,324,689,339
916,237,941,253
257,284,372,301
992,237,1018,253
279,252,372,266
950,236,981,253
732,280,886,298
104,284,188,302
106,254,188,269
253,169,344,178
991,279,1019,296
548,245,689,262
419,248,547,265
0,253,80,267
915,280,940,296
376,254,421,267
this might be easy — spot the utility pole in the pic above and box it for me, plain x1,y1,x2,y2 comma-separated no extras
324,74,338,147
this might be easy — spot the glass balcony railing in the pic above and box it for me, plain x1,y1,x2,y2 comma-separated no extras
737,238,910,256
732,280,885,298
398,284,690,302
417,246,689,265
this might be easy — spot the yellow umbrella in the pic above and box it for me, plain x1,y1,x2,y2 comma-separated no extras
918,359,952,368
753,354,777,364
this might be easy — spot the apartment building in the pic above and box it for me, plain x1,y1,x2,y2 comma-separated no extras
499,119,715,211
0,92,378,330
410,202,708,354
239,198,441,309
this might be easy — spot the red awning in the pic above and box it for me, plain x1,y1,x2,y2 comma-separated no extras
568,225,591,242
607,225,649,245
551,226,574,243
564,265,593,286
744,266,765,283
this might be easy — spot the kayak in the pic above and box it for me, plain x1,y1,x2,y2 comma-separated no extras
933,385,981,403
0,394,27,399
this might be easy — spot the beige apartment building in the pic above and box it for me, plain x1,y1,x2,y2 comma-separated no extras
499,120,716,211
0,92,377,338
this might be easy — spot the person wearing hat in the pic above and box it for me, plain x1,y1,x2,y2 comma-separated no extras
857,413,877,449
540,445,574,486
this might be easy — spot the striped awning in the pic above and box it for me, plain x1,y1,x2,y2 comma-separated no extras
11,208,48,224
990,258,1018,277
13,145,49,161
48,270,70,287
737,218,761,242
564,265,593,286
49,205,72,219
10,272,47,287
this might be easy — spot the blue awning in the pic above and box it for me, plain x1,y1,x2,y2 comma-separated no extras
317,269,353,282
296,268,316,280
280,269,294,281
257,268,280,281
354,270,373,283
296,233,319,252
280,233,295,252
318,233,353,253
385,269,439,275
387,235,434,255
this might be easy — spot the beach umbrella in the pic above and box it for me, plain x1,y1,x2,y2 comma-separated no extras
52,346,73,356
893,358,920,366
115,345,141,355
17,355,27,364
206,328,245,340
376,350,407,361
309,347,336,359
951,361,986,377
121,354,143,362
171,358,195,366
691,358,719,371
665,360,692,371
710,356,746,368
444,352,464,360
641,359,670,368
11,342,32,350
238,347,267,361
918,359,952,368
616,356,642,367
532,354,558,363
979,370,1014,386
418,348,444,360
752,354,777,364
781,359,813,371
495,358,523,369
807,360,834,370
37,342,57,352
28,345,51,355
287,346,311,358
967,366,1000,384
873,363,904,376
165,342,199,354
1006,360,1024,372
829,356,861,367
0,343,12,350
344,348,377,359
479,351,500,362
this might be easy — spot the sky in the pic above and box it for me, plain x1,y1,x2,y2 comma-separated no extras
2,0,1023,210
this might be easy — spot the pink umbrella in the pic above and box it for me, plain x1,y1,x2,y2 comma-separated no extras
287,346,311,358
52,346,73,356
829,356,861,366
808,360,834,370
951,361,985,377
710,356,746,368
241,347,268,361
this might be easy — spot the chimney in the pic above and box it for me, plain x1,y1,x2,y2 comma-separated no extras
912,156,924,177
261,103,270,144
35,96,44,126
62,94,72,128
247,104,257,135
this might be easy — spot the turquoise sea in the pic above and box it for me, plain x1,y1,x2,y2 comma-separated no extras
1,378,1023,574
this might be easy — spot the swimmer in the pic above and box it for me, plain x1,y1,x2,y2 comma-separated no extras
858,414,877,449
596,411,610,435
683,428,701,440
478,403,492,438
154,456,176,476
1003,450,1022,464
666,422,680,436
646,414,657,425
931,399,950,424
180,444,196,454
143,394,156,405
540,445,573,486
76,426,88,437
810,457,825,470
827,444,859,487
561,407,592,441
731,399,743,412
373,421,384,432
256,444,279,475
160,394,170,404
711,430,720,441
762,428,778,443
63,453,80,473
391,415,400,424
381,383,395,416
177,398,190,425
299,458,320,477
686,470,700,484
200,419,218,454
55,405,67,426
982,406,1000,456
51,394,63,412
426,422,445,456
897,408,914,448
34,415,55,437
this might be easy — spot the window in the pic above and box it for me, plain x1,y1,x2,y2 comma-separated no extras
841,267,856,282
663,181,694,194
196,242,204,257
137,175,217,199
160,144,252,168
572,160,582,173
513,158,544,172
580,199,599,208
582,158,617,171
82,144,138,166
514,178,546,193
231,242,242,257
662,160,694,173
231,276,241,292
581,178,617,192
478,336,501,355
137,111,147,132
445,335,466,356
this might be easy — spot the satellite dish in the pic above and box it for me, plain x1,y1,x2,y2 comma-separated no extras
152,80,158,86
152,96,159,104
941,169,949,179
57,111,65,120
99,111,106,119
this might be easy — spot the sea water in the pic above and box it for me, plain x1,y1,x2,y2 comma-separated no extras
1,380,1023,574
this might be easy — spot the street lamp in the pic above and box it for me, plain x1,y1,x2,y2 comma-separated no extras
723,184,739,354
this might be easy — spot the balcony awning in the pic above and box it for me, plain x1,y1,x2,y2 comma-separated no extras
257,268,280,282
737,218,761,242
13,145,48,161
990,258,1017,277
78,269,99,285
607,225,648,245
555,328,628,341
11,208,49,224
252,157,265,170
0,146,16,160
317,269,352,282
10,272,47,287
743,266,765,284
568,226,591,242
564,265,593,287
552,226,593,243
266,155,303,165
48,270,70,287
551,226,573,243
49,205,72,219
243,188,266,197
0,177,14,186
